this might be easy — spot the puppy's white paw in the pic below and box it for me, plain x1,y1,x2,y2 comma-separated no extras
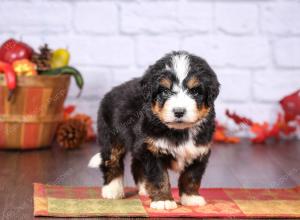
138,181,148,196
101,177,124,199
150,200,177,210
180,194,206,206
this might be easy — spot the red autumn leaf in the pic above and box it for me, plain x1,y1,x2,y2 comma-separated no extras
63,105,76,120
64,105,76,114
281,124,297,136
279,89,300,122
278,113,296,136
268,114,282,140
225,109,253,126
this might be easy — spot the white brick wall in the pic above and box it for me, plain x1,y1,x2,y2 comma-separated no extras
1,0,300,127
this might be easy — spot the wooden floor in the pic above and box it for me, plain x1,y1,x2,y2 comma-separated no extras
0,140,299,219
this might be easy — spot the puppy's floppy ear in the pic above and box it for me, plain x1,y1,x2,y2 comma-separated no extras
206,77,220,106
204,68,220,107
140,65,156,102
140,54,171,102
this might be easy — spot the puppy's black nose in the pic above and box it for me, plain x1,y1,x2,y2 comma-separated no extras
173,108,186,118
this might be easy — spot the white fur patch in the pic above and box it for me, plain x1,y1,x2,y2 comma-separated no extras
150,200,177,210
102,176,124,199
180,194,206,206
138,181,148,196
163,89,198,123
88,153,102,168
151,130,210,172
171,54,190,83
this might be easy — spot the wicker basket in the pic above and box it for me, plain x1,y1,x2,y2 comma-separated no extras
0,75,70,150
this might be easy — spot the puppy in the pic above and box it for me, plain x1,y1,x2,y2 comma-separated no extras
89,51,220,210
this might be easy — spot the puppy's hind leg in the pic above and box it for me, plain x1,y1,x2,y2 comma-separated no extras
100,144,126,199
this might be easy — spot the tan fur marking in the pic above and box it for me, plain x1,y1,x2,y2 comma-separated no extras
146,138,160,154
151,101,168,123
166,122,197,130
159,78,172,89
187,77,200,89
105,144,125,166
104,144,126,183
197,105,210,121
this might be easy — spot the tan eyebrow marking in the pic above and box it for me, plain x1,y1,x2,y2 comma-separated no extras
159,78,172,89
187,76,200,89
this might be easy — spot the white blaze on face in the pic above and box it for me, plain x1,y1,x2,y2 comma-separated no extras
162,54,198,123
172,54,190,83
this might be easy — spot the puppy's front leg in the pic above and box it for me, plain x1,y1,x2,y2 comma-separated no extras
179,151,210,206
140,150,177,210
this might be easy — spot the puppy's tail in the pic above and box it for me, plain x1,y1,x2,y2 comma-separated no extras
88,153,102,168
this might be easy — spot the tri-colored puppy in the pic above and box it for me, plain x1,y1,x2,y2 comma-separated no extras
89,51,220,210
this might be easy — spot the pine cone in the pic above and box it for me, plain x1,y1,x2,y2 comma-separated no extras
31,44,52,71
56,119,87,149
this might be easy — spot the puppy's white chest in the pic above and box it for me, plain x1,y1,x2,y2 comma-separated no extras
152,138,209,172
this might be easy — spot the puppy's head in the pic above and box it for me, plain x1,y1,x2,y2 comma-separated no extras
141,51,220,130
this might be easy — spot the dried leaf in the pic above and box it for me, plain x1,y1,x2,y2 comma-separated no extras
213,121,240,144
225,109,253,126
250,122,269,144
280,89,300,122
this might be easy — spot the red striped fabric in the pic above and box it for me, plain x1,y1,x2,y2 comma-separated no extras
23,88,43,149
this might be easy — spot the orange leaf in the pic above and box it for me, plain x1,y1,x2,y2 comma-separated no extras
250,122,269,144
213,121,240,144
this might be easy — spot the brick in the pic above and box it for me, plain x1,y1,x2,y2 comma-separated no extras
74,2,118,34
0,34,17,43
274,38,300,68
182,36,269,68
215,2,258,34
43,36,134,66
136,36,180,66
261,2,300,35
178,2,212,32
120,2,178,34
65,99,99,124
253,70,300,102
67,67,112,99
111,67,144,87
90,37,135,67
216,69,251,102
42,35,91,65
0,2,72,33
17,35,44,51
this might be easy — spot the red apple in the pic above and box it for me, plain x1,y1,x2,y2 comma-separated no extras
0,39,33,64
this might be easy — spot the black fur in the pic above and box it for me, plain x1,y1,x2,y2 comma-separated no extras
97,51,220,203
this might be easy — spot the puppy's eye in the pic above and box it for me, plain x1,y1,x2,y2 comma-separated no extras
190,86,202,96
158,86,170,96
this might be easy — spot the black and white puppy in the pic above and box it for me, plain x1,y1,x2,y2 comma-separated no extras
89,51,220,210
